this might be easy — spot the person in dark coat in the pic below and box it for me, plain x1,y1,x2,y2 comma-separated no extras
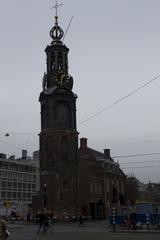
37,211,47,234
26,213,31,224
78,215,84,227
0,216,7,240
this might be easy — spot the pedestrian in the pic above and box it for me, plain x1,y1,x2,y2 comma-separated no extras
10,209,16,223
35,212,39,225
47,211,55,234
131,212,136,230
0,216,8,240
78,215,84,227
127,217,132,230
37,211,47,234
26,212,31,224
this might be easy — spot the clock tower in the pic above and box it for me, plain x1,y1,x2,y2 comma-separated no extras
39,4,79,217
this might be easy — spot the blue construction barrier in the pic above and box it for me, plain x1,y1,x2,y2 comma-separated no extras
110,215,126,225
150,214,160,224
110,213,160,225
136,214,148,224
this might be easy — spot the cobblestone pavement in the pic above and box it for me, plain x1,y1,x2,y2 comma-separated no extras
8,222,160,240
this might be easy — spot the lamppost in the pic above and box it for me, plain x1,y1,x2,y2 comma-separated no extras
43,184,47,209
55,174,60,216
103,171,107,218
41,170,50,209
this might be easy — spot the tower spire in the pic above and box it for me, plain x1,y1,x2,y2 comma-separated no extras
50,0,64,42
51,0,63,19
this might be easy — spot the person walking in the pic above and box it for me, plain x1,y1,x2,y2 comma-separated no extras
37,211,47,234
26,213,31,224
0,216,8,239
47,211,55,234
78,215,84,227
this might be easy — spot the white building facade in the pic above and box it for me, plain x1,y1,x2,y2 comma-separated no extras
0,156,39,214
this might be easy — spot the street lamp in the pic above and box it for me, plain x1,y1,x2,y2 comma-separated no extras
43,184,47,209
41,170,50,209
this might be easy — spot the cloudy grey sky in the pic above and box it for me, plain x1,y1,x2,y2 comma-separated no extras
0,0,160,183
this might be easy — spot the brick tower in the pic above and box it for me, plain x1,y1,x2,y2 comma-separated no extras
39,4,79,218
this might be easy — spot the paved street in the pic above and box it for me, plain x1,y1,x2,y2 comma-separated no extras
8,222,160,240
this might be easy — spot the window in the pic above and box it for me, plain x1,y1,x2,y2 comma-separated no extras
61,138,68,153
28,193,31,199
117,180,119,193
2,192,6,199
18,174,22,181
90,183,93,193
121,182,124,194
28,175,31,182
99,184,102,194
23,174,27,181
62,181,68,190
7,172,12,179
2,172,7,178
7,192,11,199
18,183,22,189
2,182,6,189
61,155,68,168
7,182,11,189
13,192,17,199
12,172,17,179
65,55,68,71
58,52,62,70
51,53,55,70
95,184,98,194
106,178,109,193
13,182,17,190
23,193,26,200
18,192,21,200
57,103,69,125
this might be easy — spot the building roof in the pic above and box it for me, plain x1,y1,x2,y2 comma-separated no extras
88,147,118,165
0,157,39,168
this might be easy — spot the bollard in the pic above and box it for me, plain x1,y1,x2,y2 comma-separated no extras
146,213,149,230
112,207,116,231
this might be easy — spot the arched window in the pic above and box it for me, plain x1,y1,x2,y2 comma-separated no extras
61,137,68,153
65,54,68,72
58,52,63,70
51,53,56,70
57,102,70,125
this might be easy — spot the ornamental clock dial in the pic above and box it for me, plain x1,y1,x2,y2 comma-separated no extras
54,71,64,86
54,71,73,90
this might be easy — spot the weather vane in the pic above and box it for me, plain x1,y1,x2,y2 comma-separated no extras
49,0,64,41
50,0,63,18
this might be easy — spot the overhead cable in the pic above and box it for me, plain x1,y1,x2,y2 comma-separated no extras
122,165,160,169
120,159,160,165
78,73,160,125
113,152,160,158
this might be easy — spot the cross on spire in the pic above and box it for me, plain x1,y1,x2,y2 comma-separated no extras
49,0,64,42
51,0,63,18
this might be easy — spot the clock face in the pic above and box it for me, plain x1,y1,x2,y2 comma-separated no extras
63,76,73,89
54,71,64,86
54,71,73,90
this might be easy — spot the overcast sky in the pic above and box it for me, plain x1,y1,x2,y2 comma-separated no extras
0,0,160,183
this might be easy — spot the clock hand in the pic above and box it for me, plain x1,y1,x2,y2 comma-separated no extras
60,74,65,85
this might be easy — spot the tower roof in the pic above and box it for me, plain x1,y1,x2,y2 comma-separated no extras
50,0,64,44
